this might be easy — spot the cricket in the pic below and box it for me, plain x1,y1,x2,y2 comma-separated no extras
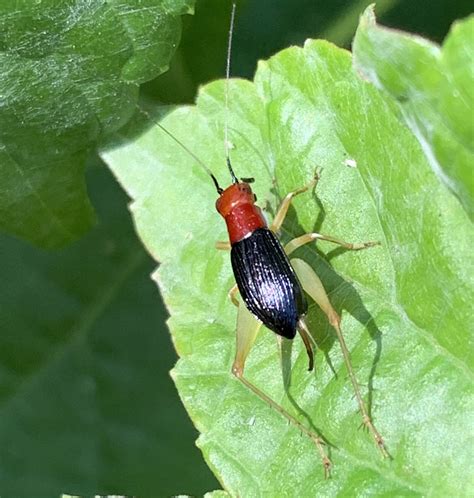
156,2,388,476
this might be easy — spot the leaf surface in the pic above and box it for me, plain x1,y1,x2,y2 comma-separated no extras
0,0,193,248
353,6,474,220
102,34,474,496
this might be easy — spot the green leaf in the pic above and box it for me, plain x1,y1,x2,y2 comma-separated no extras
0,0,193,248
353,6,474,220
205,491,231,498
102,37,473,496
0,163,217,496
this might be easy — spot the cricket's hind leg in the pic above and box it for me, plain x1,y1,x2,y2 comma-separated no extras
290,256,388,458
231,297,331,477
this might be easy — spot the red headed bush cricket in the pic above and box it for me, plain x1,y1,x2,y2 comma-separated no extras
154,1,388,477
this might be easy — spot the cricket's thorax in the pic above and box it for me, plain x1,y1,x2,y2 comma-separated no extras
216,182,266,244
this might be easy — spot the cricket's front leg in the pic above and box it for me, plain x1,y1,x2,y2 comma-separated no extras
231,302,331,477
270,170,320,233
290,256,388,458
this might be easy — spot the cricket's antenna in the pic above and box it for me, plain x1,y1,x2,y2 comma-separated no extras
224,1,238,184
155,121,223,194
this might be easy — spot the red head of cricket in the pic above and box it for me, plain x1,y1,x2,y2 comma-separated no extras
216,182,267,245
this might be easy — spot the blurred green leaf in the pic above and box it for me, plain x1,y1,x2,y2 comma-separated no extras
145,0,234,103
353,6,474,220
102,30,473,495
0,162,217,496
0,0,193,248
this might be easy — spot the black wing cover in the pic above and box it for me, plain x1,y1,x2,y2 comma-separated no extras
231,228,307,339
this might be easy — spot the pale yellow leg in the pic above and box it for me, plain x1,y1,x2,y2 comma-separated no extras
228,284,239,307
216,240,231,250
232,303,262,376
291,257,388,458
232,300,331,477
297,318,314,371
285,232,380,256
270,171,320,233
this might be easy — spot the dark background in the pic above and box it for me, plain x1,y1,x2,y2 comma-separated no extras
1,0,471,495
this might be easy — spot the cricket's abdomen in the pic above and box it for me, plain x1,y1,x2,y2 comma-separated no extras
231,228,307,339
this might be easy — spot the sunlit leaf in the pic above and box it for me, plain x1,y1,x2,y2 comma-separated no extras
102,34,473,497
353,6,474,220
